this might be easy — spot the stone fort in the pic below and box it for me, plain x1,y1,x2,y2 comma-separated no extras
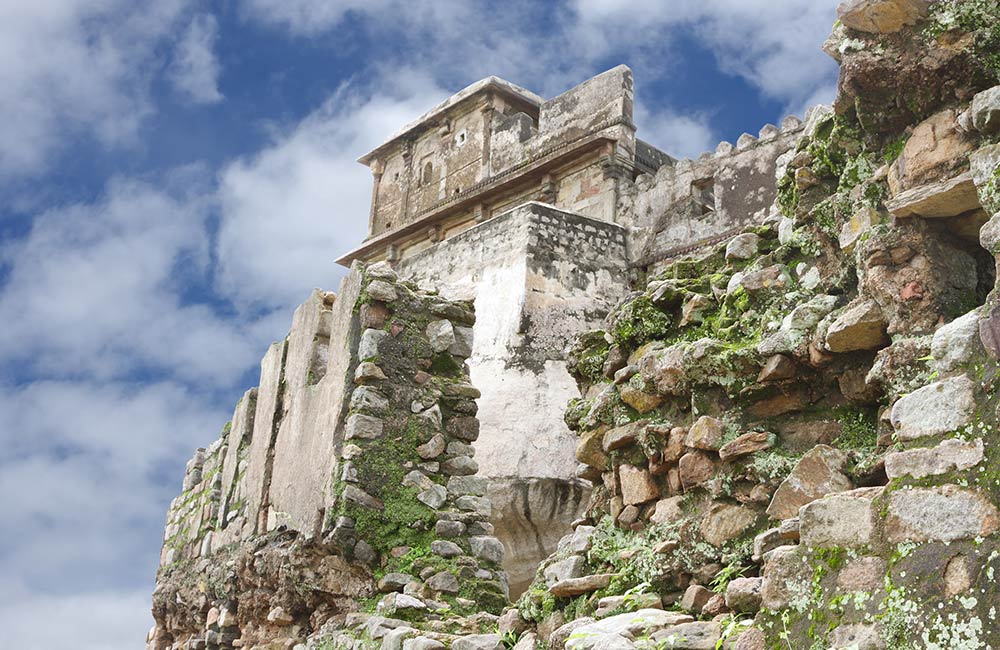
157,63,808,601
150,6,1000,647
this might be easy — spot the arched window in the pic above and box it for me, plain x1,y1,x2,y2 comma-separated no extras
422,161,433,186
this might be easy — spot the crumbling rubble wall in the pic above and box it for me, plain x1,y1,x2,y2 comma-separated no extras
151,265,509,649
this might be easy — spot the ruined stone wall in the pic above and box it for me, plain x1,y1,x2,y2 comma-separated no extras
398,202,628,594
151,265,511,649
622,118,805,272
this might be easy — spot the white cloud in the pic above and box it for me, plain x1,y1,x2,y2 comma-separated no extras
0,0,195,179
0,379,228,649
0,168,261,385
0,587,153,650
636,106,717,159
216,72,448,310
570,0,840,111
169,13,224,104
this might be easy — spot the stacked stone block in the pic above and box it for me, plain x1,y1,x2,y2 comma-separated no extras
150,265,505,649
323,262,509,617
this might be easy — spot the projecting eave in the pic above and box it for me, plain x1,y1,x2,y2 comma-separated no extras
357,76,544,166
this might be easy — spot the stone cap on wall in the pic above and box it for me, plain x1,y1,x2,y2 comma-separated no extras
357,76,544,165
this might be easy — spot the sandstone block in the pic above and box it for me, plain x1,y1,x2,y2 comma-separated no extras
836,556,885,593
544,555,586,586
350,386,389,413
427,571,459,594
577,428,609,469
686,416,724,450
718,431,773,461
416,433,446,459
435,520,465,538
345,413,385,440
679,451,716,490
766,445,852,520
450,326,474,358
725,577,763,613
887,485,999,542
972,85,1000,134
825,299,888,352
360,329,389,364
837,0,930,33
619,465,660,505
757,354,795,382
447,475,489,497
417,485,447,509
619,384,663,413
839,206,879,253
367,280,398,302
442,456,479,476
725,233,759,260
602,420,647,451
890,375,977,440
799,487,881,548
651,621,721,649
700,502,757,547
884,437,984,479
471,536,505,564
563,610,693,650
932,310,985,373
649,496,684,525
549,574,614,597
426,320,456,353
452,634,501,650
431,540,463,558
887,172,981,219
680,584,713,613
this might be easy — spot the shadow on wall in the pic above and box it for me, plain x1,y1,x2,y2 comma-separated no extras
488,476,592,597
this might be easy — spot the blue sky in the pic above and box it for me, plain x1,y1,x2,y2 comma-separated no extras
0,1,838,647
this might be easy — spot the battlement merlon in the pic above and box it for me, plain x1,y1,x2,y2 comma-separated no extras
336,65,672,268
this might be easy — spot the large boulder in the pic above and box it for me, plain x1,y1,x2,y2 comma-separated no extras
837,0,931,34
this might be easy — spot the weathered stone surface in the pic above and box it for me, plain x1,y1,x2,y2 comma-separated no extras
619,466,660,505
345,413,385,441
470,536,504,564
827,624,884,650
837,0,930,33
887,172,981,218
839,206,879,253
544,555,587,586
885,437,984,479
619,384,663,413
718,432,773,461
724,577,762,613
766,445,852,520
563,610,694,650
931,310,985,373
890,375,977,440
649,496,684,525
725,233,759,260
799,487,881,548
700,502,757,547
549,574,615,597
426,320,456,353
378,573,417,593
360,328,389,360
558,525,597,554
602,420,646,452
679,451,716,490
577,428,609,469
430,540,463,558
824,300,888,352
686,416,724,450
972,85,1000,134
404,638,446,650
426,571,460,594
886,485,999,543
680,585,715,614
836,556,885,593
757,354,795,382
651,622,721,649
452,634,501,650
